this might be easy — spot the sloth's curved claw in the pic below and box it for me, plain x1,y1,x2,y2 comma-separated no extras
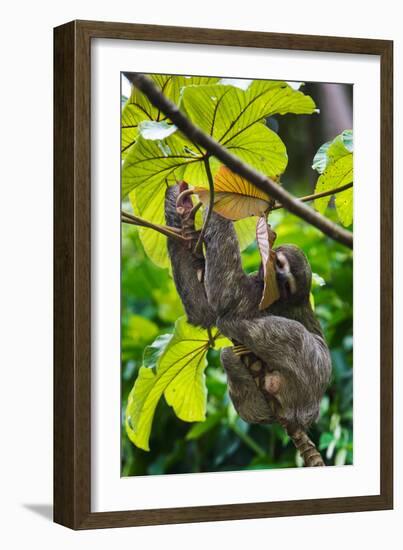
232,344,251,357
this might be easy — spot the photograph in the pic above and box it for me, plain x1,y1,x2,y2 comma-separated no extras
120,72,354,476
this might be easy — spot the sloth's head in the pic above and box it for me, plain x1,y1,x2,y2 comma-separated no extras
273,244,312,305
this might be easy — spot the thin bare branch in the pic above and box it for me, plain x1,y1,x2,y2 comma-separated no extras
272,181,353,211
121,210,189,243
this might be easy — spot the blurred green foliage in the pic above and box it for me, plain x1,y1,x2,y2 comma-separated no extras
121,206,353,475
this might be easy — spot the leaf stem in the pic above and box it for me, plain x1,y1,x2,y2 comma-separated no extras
207,327,215,348
189,201,203,218
194,156,215,254
271,181,353,211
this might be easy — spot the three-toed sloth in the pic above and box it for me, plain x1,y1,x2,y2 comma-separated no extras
165,184,332,433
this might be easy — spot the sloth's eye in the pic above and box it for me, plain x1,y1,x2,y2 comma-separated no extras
276,255,286,269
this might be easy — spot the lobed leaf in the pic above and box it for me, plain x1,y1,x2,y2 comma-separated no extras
122,133,196,198
234,217,261,250
335,185,353,227
129,190,170,268
125,317,230,451
314,154,353,226
313,130,353,227
121,74,219,158
124,132,199,268
312,130,353,174
181,81,316,148
226,123,288,179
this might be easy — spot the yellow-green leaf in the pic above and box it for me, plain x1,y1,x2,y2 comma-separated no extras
125,318,229,451
121,74,219,158
312,130,353,227
181,81,316,147
122,133,197,198
335,186,353,227
195,166,272,220
227,123,288,178
124,132,199,268
312,130,353,174
314,154,353,217
126,366,159,451
234,217,260,251
182,156,222,187
129,188,170,268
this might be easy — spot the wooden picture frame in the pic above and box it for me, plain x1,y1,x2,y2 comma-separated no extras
54,20,393,529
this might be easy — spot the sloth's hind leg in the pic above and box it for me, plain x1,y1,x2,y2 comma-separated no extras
220,347,277,424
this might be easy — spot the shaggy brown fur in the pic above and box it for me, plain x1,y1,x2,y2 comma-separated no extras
165,185,332,431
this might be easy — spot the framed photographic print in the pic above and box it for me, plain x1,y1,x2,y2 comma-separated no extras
54,20,393,529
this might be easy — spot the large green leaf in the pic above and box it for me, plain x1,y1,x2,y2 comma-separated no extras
181,81,316,147
121,75,219,158
181,123,287,189
124,130,210,259
313,130,353,227
312,129,353,174
125,133,202,268
122,132,196,198
226,123,287,178
234,217,260,250
335,186,353,227
125,317,231,451
181,155,221,186
129,188,170,268
314,155,353,224
122,75,173,159
179,80,316,180
124,133,193,267
143,333,173,368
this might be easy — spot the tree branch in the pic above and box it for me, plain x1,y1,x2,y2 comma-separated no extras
272,181,353,211
121,210,189,244
126,73,353,249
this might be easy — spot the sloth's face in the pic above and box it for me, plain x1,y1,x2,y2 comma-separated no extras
273,245,312,304
275,251,297,301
